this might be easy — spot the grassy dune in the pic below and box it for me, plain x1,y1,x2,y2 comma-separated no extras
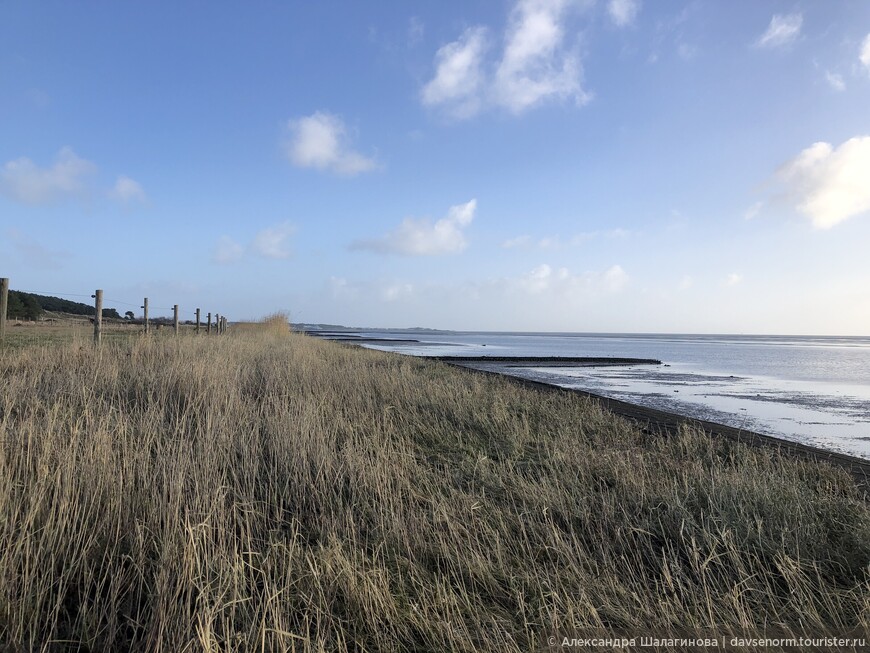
1,321,868,651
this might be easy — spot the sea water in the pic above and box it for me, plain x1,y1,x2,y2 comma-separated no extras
352,331,870,460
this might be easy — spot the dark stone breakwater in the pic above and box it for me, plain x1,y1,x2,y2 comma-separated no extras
430,356,662,367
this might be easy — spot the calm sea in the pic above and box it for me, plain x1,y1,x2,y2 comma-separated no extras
352,331,870,460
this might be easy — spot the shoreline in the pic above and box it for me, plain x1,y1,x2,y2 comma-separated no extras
440,358,870,490
315,334,870,490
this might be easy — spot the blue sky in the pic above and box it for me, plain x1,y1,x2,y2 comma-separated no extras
2,1,870,333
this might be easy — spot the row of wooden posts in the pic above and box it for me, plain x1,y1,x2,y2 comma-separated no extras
0,278,229,346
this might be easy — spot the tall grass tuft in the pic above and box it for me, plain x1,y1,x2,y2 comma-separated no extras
0,325,868,651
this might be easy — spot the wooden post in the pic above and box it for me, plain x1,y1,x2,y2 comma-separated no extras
173,304,179,335
93,289,103,347
195,308,201,333
0,278,8,344
221,316,226,334
142,298,149,334
215,313,220,335
206,312,211,335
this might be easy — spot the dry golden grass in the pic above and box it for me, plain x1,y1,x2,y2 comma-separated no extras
0,321,868,651
0,320,144,349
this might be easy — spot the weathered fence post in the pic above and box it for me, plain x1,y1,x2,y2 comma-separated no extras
207,312,212,335
173,304,179,336
93,289,103,347
216,313,221,335
142,298,149,334
0,278,8,344
195,308,201,333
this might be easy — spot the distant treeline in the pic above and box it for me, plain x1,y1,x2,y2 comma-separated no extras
7,290,121,320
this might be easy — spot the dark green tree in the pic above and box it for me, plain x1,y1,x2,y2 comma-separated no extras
6,292,43,320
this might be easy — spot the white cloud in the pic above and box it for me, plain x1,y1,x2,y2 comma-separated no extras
521,263,563,293
536,236,562,249
502,235,565,249
213,236,245,264
493,0,591,113
408,17,425,46
328,276,416,305
755,13,802,49
677,43,697,61
284,112,377,176
502,228,631,249
252,222,295,259
421,0,591,118
111,175,147,204
502,235,533,248
352,199,477,256
517,263,628,295
212,222,295,264
607,0,640,28
382,283,414,302
743,201,763,221
601,264,629,292
861,33,870,73
0,147,96,204
420,27,489,118
825,71,846,91
778,136,870,229
724,273,742,287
